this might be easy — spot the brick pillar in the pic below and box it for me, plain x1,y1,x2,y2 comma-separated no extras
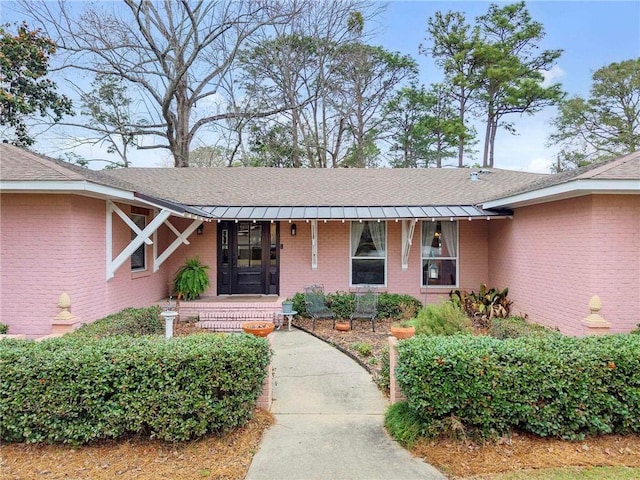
388,336,405,404
581,295,611,336
256,333,274,410
51,292,81,335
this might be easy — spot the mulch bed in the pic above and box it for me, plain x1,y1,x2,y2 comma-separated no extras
0,410,274,480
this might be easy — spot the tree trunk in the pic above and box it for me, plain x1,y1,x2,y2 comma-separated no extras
488,118,498,168
458,87,465,168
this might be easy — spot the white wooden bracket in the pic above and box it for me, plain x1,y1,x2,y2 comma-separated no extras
311,220,318,270
401,219,417,270
106,200,170,280
153,219,202,272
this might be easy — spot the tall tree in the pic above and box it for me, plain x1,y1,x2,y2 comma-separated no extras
0,22,72,146
475,2,563,167
22,0,303,167
423,11,480,167
384,83,463,168
548,58,640,171
334,44,417,167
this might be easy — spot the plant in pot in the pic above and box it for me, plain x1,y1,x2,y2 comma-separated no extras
390,320,415,339
173,257,210,300
281,298,294,313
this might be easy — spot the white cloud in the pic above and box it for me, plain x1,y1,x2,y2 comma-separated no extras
540,65,565,87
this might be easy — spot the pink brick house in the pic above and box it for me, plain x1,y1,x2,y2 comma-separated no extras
1,144,638,337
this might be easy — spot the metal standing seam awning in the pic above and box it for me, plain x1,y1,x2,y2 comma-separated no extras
198,204,512,221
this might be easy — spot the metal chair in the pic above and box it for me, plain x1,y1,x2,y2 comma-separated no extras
304,284,335,330
350,287,378,331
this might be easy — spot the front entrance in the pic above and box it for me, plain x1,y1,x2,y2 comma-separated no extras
217,221,279,295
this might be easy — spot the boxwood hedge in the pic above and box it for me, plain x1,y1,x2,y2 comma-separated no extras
395,334,640,440
71,305,164,338
0,333,270,445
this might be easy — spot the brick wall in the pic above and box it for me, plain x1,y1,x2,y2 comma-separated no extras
488,195,639,335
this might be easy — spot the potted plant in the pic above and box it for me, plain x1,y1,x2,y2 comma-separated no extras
242,321,275,337
390,320,415,339
281,298,294,313
173,257,210,300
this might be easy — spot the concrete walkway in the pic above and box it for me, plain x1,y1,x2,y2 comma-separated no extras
245,329,446,480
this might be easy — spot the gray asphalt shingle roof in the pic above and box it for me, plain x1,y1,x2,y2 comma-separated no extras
103,166,544,207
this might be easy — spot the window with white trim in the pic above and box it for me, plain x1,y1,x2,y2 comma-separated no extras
351,221,386,285
422,220,457,287
130,213,147,271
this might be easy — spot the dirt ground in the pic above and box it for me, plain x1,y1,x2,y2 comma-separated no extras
2,319,639,479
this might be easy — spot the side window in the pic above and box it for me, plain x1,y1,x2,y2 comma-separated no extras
130,213,147,271
351,221,386,286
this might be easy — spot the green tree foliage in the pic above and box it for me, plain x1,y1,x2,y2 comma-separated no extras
0,22,72,146
424,11,481,167
548,58,640,171
384,83,464,168
475,2,563,167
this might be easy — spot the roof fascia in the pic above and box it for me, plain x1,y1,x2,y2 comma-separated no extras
0,180,136,202
482,179,640,209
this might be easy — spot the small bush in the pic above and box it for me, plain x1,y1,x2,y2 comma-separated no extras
384,401,425,448
0,323,8,334
395,334,640,440
0,334,270,445
72,306,164,338
351,341,373,357
376,345,390,393
489,316,559,339
412,301,472,336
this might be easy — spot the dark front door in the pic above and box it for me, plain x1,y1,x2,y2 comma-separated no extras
217,221,279,295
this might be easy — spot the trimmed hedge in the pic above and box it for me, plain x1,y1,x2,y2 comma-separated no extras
489,316,559,339
290,291,422,320
72,305,164,338
395,334,640,440
0,333,270,445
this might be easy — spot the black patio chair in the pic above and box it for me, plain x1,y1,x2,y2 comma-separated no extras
349,287,378,331
304,284,335,330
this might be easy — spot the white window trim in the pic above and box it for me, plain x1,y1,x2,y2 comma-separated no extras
349,220,387,287
131,213,148,272
420,220,459,288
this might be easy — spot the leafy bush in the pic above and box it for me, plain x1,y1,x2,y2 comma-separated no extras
489,316,559,339
384,401,425,448
351,341,373,357
0,334,270,445
72,306,164,338
412,301,472,336
0,323,8,334
289,291,422,321
377,345,390,393
394,334,640,440
450,284,512,328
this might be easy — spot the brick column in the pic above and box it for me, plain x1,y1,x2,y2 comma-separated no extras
256,333,274,410
388,336,405,405
581,295,611,336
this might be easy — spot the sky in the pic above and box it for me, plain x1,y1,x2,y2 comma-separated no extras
3,1,640,172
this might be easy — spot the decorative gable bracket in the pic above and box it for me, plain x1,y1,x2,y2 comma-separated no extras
401,219,417,271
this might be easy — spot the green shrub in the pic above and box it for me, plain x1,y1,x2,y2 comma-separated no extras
450,284,512,328
395,334,640,440
489,316,559,339
290,291,422,321
0,334,270,445
412,301,472,336
377,345,390,393
0,323,8,334
384,401,425,448
173,257,211,300
351,341,373,357
72,306,164,338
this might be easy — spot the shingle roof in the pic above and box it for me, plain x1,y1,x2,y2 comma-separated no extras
104,166,544,207
0,143,138,191
489,150,640,201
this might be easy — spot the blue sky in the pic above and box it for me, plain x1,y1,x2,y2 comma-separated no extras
2,1,639,172
374,1,640,171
